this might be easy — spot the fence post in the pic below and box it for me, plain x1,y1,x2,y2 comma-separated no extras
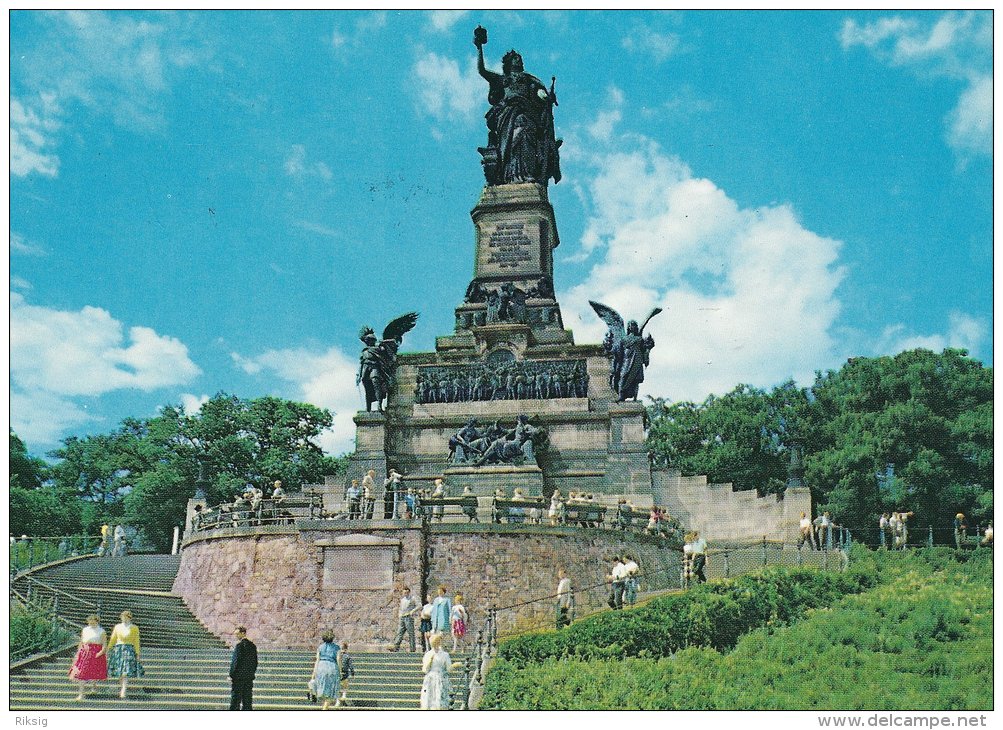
927,525,934,549
474,630,484,683
461,657,472,709
723,549,731,578
796,546,803,566
52,596,60,633
762,536,768,566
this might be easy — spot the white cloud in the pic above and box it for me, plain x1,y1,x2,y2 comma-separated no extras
587,87,624,142
621,26,682,63
10,97,60,177
11,11,209,178
9,389,96,447
412,51,483,123
11,292,201,397
560,125,845,403
231,346,360,455
180,392,210,415
10,232,47,256
840,11,991,158
427,11,469,32
947,75,991,157
283,144,334,182
332,12,387,52
10,276,32,290
876,312,987,357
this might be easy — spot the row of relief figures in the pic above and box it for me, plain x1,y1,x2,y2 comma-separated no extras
459,277,557,326
414,359,588,403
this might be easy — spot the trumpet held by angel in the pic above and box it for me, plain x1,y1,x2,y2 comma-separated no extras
589,301,663,402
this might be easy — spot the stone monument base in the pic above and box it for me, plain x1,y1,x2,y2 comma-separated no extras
443,464,544,497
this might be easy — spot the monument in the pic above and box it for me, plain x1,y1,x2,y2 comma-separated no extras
345,26,656,506
174,27,811,650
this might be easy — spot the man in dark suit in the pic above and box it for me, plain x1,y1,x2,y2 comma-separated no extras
229,626,258,710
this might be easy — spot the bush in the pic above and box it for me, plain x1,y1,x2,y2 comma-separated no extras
481,549,993,710
10,604,73,662
497,565,873,666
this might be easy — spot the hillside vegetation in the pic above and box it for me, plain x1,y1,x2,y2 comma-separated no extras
481,548,992,710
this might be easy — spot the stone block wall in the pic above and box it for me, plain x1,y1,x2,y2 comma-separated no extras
653,468,811,543
173,523,681,648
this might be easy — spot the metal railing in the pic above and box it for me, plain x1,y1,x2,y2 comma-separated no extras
189,494,324,533
9,577,98,664
858,524,992,550
9,535,103,575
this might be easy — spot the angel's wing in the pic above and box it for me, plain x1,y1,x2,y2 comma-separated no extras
589,301,625,340
382,312,419,343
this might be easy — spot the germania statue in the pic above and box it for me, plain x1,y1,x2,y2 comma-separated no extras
474,25,562,186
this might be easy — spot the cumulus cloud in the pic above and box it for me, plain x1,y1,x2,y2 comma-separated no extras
10,11,209,178
11,293,202,396
283,144,333,182
231,346,360,455
9,389,96,448
412,51,482,124
427,10,469,32
10,292,202,446
180,392,210,415
840,11,991,158
560,114,845,403
876,312,987,358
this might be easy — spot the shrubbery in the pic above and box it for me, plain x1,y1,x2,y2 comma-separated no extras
10,605,74,662
481,548,992,710
497,559,876,666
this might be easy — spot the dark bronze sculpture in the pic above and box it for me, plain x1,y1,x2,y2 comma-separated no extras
474,25,562,186
589,301,662,402
447,414,548,466
415,359,588,404
357,312,419,412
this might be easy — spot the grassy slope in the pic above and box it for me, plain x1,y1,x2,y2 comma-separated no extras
482,549,992,710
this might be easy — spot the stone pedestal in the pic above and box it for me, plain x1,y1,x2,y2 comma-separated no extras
443,464,545,497
606,402,652,496
345,411,387,494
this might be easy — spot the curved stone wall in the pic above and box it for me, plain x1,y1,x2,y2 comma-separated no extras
174,522,681,649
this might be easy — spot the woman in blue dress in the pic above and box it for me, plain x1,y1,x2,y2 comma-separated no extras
309,634,340,711
430,585,452,635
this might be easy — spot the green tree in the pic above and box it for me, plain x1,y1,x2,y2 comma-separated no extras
9,430,82,536
647,349,992,534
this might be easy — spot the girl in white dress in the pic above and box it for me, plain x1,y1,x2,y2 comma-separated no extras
420,633,461,710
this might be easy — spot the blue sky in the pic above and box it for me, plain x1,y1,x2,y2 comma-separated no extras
9,10,993,457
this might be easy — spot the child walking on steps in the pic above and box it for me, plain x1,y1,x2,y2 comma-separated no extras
450,594,468,653
335,641,355,708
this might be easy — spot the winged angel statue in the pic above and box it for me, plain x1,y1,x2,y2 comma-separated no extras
589,301,662,402
357,313,419,412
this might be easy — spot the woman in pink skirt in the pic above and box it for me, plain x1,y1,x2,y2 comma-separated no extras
450,594,468,652
69,615,108,700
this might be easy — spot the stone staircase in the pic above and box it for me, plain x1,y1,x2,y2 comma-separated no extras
13,556,223,649
10,647,433,710
10,555,465,710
